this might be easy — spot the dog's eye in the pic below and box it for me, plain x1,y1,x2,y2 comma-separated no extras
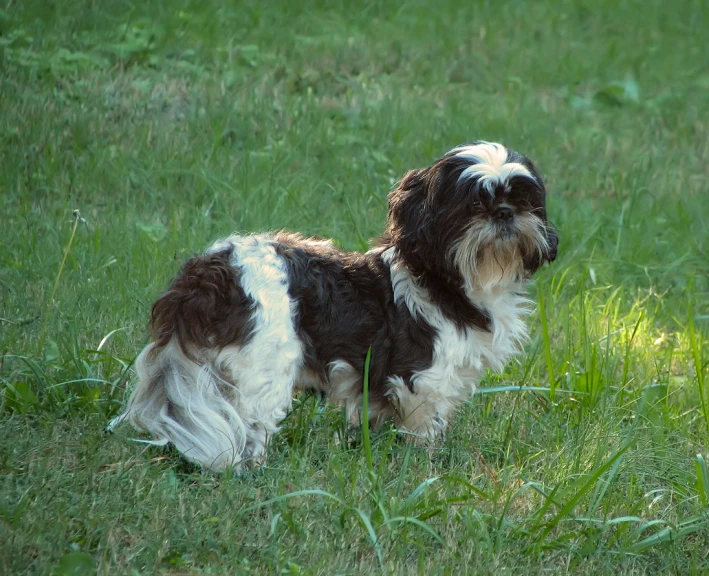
469,199,484,215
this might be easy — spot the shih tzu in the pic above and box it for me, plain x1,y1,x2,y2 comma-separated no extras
108,141,558,470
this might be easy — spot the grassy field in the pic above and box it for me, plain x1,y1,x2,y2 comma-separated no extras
2,0,709,573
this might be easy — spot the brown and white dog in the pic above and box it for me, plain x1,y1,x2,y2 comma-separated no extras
108,141,558,470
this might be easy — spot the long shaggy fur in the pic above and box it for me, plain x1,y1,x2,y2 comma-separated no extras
109,141,558,470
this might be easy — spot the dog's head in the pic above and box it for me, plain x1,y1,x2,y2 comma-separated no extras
384,141,558,291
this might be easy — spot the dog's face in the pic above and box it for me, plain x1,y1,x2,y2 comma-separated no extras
385,141,558,290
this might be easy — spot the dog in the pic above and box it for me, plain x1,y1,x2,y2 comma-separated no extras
108,141,558,470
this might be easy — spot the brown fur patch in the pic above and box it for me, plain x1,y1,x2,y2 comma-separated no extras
272,232,437,401
149,247,256,355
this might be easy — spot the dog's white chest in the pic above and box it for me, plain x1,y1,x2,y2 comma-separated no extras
427,291,528,390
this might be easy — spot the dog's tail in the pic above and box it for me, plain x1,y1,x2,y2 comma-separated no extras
108,248,256,469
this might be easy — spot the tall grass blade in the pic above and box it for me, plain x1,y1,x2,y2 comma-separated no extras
538,292,556,401
619,312,643,406
39,210,82,355
535,441,632,544
350,506,384,568
386,516,444,544
478,386,581,395
240,489,346,513
695,454,709,506
361,346,375,478
626,515,709,553
688,309,709,437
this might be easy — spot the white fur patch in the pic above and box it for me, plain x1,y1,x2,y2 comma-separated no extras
453,142,534,192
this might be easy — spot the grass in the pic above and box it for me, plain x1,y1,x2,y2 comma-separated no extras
1,0,708,573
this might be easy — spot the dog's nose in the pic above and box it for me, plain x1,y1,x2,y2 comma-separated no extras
495,206,514,222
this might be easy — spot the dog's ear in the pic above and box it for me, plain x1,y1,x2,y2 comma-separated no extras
523,224,559,273
386,169,430,226
382,167,437,269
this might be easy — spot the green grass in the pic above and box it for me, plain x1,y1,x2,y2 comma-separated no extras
1,0,708,573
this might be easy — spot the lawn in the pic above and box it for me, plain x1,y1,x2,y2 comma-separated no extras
1,0,708,573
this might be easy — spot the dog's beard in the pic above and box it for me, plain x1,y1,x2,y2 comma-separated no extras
452,213,549,292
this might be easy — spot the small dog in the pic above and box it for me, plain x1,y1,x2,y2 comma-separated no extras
109,141,558,470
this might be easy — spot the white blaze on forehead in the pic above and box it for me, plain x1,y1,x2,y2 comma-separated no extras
453,142,535,192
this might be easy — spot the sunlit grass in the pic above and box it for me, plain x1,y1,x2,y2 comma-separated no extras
1,0,708,573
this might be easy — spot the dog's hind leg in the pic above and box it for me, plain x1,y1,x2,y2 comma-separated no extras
212,234,305,468
212,336,302,469
110,234,304,470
